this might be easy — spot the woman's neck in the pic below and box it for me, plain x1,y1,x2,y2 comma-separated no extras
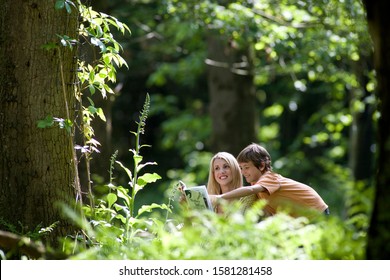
220,183,237,194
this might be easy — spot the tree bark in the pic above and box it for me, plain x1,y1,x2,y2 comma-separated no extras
349,57,375,181
206,35,257,156
0,0,78,243
362,0,390,259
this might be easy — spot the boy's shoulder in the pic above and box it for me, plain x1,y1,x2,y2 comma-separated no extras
260,171,280,180
257,171,281,186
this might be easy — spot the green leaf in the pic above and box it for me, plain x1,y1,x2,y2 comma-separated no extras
137,203,170,217
96,108,106,122
41,42,58,51
116,186,131,207
133,155,143,167
64,2,72,14
89,70,95,83
135,173,161,193
87,97,95,107
116,161,133,181
55,0,65,10
113,213,126,224
63,119,73,134
88,105,97,114
137,173,161,186
137,161,157,173
106,193,117,208
91,37,106,52
37,116,54,128
88,84,96,95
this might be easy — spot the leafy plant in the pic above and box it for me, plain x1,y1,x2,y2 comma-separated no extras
72,94,168,253
66,197,366,260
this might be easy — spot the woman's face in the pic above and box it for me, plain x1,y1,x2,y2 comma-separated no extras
213,158,233,188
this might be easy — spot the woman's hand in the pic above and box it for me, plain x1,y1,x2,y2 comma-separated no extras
209,194,222,207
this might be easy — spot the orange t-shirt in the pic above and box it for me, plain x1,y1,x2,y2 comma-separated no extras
254,171,328,217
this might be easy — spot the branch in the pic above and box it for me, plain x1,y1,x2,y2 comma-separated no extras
0,230,66,259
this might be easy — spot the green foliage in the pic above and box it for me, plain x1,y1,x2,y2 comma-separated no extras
41,0,132,211
55,0,76,14
78,4,130,96
42,0,131,145
37,116,73,135
75,2,131,167
0,219,59,242
70,94,166,250
65,198,366,260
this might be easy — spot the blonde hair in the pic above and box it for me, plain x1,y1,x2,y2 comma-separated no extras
207,152,243,195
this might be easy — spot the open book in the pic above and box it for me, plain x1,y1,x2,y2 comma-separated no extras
179,181,214,211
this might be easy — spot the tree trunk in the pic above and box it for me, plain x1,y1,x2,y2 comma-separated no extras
349,57,375,181
0,1,78,243
206,35,257,156
362,0,390,259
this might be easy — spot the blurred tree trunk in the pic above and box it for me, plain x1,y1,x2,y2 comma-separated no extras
362,0,390,259
349,56,375,181
206,35,257,156
0,1,78,243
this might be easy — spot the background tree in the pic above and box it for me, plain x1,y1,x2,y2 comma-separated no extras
362,0,390,259
0,0,78,240
206,14,257,155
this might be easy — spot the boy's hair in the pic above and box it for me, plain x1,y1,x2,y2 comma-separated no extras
237,143,272,171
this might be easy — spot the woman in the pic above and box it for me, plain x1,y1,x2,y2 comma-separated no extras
207,152,256,213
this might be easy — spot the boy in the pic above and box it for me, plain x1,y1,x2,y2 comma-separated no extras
217,143,329,217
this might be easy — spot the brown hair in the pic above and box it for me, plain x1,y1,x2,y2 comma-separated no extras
237,143,272,171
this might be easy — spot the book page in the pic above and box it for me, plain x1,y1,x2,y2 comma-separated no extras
184,185,213,211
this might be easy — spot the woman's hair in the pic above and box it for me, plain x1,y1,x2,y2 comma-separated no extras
207,152,243,195
237,143,272,172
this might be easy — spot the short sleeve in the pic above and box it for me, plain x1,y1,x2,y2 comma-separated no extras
256,172,281,195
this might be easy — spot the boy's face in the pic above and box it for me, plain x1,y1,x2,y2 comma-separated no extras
239,161,263,185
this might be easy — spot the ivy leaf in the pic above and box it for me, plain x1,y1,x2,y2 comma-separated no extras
88,105,97,114
96,108,106,122
41,42,58,51
64,2,72,14
54,0,65,10
37,116,54,128
88,84,96,95
91,37,106,52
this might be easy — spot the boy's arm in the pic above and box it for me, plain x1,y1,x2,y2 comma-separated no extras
218,184,266,200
